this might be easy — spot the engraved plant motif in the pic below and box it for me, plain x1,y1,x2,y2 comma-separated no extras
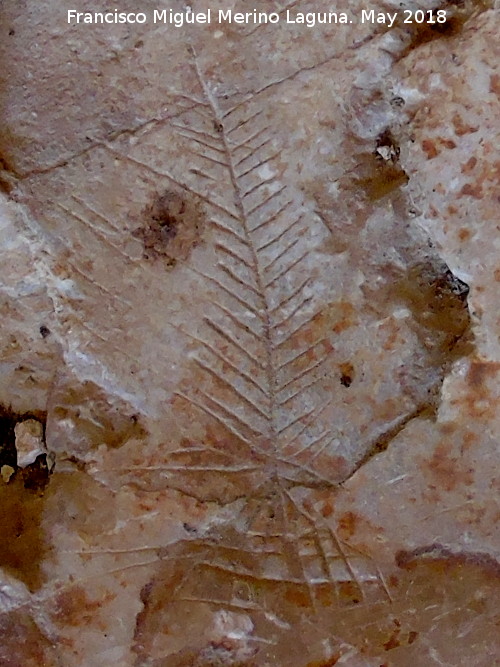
2,11,490,662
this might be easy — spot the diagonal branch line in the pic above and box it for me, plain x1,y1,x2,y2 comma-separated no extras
208,299,264,340
245,184,287,217
188,149,230,169
105,147,239,221
249,199,295,233
287,430,332,459
257,215,304,252
242,176,276,199
233,137,274,169
270,276,311,315
171,123,224,146
236,149,282,180
204,317,265,369
174,390,258,442
231,125,272,154
278,373,325,407
262,237,300,273
167,315,267,390
277,397,331,443
191,267,260,315
275,313,319,349
276,337,326,370
215,242,253,270
272,295,312,331
276,355,327,394
217,263,262,299
210,218,247,244
224,108,264,134
194,359,271,419
265,250,310,288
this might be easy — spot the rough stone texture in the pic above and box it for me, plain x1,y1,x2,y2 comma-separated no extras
0,1,499,665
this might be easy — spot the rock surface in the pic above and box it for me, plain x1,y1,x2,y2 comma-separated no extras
0,1,499,665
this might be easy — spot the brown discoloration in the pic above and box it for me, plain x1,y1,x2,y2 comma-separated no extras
467,359,500,390
0,406,51,591
334,129,409,203
453,113,479,137
494,268,500,282
0,476,47,591
133,189,205,266
356,160,409,202
0,154,17,194
383,627,401,651
408,630,418,645
51,585,115,628
438,137,456,150
421,141,438,161
394,259,472,364
339,362,355,388
306,655,340,667
337,511,358,539
397,0,493,59
329,301,358,334
52,379,147,451
320,500,334,518
457,227,471,241
461,156,477,174
396,544,500,578
0,610,56,667
423,441,474,492
460,182,483,198
490,73,500,96
455,360,500,421
313,453,349,482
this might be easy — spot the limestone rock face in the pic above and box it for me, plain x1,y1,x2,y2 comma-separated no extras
0,1,499,665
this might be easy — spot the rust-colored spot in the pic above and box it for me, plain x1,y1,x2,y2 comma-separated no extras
329,301,358,334
408,630,419,645
424,441,474,492
460,182,482,199
133,189,204,267
284,587,311,607
339,362,355,388
453,113,479,137
461,157,477,174
438,137,456,150
314,582,335,608
490,73,500,97
494,268,500,282
52,585,113,627
458,227,471,241
337,511,358,539
467,359,500,389
383,629,401,651
396,544,500,579
338,581,361,604
421,139,439,159
313,453,348,482
321,501,334,518
0,610,56,666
